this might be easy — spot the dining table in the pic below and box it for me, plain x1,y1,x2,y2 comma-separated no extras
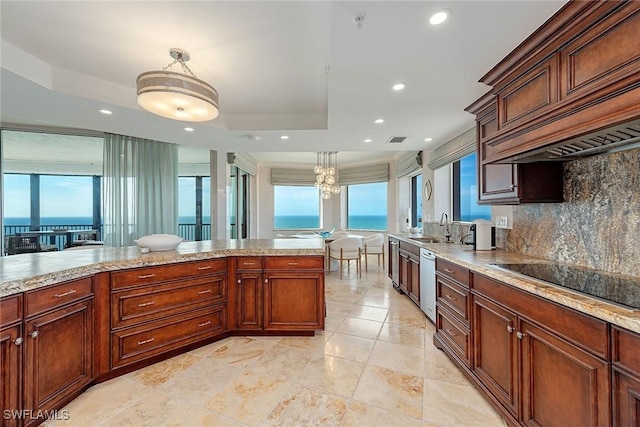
289,233,364,271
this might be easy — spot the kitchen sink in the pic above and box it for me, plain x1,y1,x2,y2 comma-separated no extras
408,236,442,243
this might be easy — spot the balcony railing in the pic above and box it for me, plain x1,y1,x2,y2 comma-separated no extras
3,223,212,253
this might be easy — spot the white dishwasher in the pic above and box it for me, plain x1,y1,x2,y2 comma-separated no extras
419,248,436,322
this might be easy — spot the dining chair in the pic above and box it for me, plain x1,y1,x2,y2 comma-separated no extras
362,233,385,271
330,231,350,240
328,236,363,279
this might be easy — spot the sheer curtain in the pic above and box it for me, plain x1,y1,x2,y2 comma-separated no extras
103,133,178,247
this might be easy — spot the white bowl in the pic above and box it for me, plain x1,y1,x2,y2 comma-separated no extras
135,234,183,252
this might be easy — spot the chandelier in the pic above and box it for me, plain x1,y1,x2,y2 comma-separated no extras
314,152,340,200
136,48,219,122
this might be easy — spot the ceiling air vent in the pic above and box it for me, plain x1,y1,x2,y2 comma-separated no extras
386,136,408,144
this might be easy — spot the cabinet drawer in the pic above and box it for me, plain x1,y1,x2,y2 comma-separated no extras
264,256,323,270
112,305,226,369
436,306,471,368
436,259,470,287
111,275,227,329
437,276,470,324
0,294,23,326
612,326,640,375
236,256,263,271
25,277,93,317
111,259,227,289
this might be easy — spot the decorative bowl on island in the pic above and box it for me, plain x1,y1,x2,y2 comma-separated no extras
135,234,183,252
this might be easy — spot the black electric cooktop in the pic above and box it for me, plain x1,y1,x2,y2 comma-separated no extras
491,263,640,311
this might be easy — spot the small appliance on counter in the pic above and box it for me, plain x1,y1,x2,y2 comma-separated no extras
470,219,495,251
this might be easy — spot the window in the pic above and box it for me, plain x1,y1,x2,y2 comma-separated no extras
453,152,491,221
40,175,94,226
346,182,387,230
3,173,31,226
274,186,320,229
178,176,210,241
411,174,422,226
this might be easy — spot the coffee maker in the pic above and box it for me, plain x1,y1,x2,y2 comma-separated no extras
470,219,495,250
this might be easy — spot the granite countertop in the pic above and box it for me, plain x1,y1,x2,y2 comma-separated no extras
390,233,640,334
0,239,325,297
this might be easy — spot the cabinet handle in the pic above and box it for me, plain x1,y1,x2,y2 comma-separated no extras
444,268,455,274
516,331,525,340
197,289,212,295
198,320,212,327
137,301,155,307
242,262,255,266
197,266,212,270
288,262,299,266
445,329,457,337
138,274,155,279
237,279,242,284
264,279,268,284
137,338,154,346
54,289,77,298
30,331,39,339
14,337,23,346
444,294,456,301
506,325,514,333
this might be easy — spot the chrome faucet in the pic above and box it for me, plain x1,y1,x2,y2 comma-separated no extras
439,212,451,242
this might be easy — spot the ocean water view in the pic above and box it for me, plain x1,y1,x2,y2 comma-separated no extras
4,216,212,226
275,215,387,231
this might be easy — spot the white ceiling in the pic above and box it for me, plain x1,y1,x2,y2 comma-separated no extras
0,1,566,167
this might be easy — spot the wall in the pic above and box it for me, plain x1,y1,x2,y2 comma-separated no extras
497,147,640,277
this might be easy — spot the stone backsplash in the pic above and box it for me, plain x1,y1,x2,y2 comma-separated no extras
497,147,640,277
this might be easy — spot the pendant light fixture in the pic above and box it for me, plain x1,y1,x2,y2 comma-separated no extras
313,152,340,199
136,48,219,122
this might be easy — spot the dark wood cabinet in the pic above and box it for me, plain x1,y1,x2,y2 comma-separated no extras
612,327,640,427
466,273,611,427
1,294,23,427
397,240,420,305
20,278,94,426
23,295,93,427
520,319,610,427
467,1,640,164
434,258,472,368
398,250,410,295
110,260,228,370
472,294,519,418
468,96,564,205
236,257,263,331
263,256,324,331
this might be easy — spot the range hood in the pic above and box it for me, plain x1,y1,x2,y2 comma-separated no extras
498,118,640,163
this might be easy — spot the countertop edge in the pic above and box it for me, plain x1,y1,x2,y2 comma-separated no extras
389,233,640,335
1,244,325,297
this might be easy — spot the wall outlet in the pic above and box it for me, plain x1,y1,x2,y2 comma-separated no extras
496,216,509,229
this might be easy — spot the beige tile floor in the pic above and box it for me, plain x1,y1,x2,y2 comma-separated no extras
46,263,506,427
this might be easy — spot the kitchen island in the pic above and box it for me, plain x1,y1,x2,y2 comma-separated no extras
0,239,325,427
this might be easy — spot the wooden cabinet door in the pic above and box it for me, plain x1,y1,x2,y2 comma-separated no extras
472,294,519,418
408,255,420,304
520,320,610,427
613,368,640,427
23,299,93,426
236,272,263,330
263,272,324,330
399,252,409,295
1,325,22,427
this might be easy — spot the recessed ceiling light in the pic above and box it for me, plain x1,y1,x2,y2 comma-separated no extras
184,127,195,132
364,138,373,143
280,135,289,140
424,137,433,142
429,10,450,25
374,118,384,124
392,83,405,91
98,109,112,115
